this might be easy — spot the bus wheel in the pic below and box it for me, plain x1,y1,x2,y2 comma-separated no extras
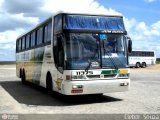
21,69,26,84
135,62,141,68
20,69,22,78
142,62,146,68
46,73,53,94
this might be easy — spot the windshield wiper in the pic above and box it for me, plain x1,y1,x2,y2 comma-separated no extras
85,43,99,72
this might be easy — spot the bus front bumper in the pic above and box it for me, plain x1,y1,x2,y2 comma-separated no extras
61,79,130,95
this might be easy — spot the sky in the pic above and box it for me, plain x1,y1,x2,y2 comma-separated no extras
0,0,160,61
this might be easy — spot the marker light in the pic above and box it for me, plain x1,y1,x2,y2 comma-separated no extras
118,73,129,79
118,69,129,79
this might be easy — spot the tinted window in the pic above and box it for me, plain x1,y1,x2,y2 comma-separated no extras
47,21,52,42
31,31,36,47
129,51,155,57
44,25,48,42
16,40,19,51
44,21,52,42
22,37,25,50
19,39,21,51
26,34,30,49
37,27,43,45
54,15,62,33
64,15,125,31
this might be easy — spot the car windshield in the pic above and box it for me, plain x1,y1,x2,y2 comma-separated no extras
65,33,128,70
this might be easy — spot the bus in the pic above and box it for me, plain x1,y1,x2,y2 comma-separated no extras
16,12,132,95
129,50,156,68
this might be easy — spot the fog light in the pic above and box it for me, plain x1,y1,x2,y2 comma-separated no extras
118,73,129,78
72,85,83,89
120,82,129,86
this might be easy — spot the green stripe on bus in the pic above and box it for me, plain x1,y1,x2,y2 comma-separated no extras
101,70,119,74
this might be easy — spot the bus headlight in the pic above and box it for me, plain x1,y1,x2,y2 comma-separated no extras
118,73,129,79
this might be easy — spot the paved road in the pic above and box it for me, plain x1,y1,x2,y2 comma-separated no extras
0,65,160,114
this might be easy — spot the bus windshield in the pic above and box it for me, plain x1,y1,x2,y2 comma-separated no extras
65,33,128,70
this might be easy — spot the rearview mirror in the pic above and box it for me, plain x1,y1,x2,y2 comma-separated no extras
128,39,132,53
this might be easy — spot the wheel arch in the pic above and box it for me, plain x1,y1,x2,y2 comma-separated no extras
46,71,53,91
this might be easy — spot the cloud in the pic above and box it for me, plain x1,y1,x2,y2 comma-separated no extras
0,28,26,61
0,29,26,43
128,20,160,41
0,0,160,60
42,0,121,15
1,0,45,16
0,12,39,32
124,17,160,57
0,0,122,61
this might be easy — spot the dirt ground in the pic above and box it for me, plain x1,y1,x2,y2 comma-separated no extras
131,64,160,71
145,64,160,70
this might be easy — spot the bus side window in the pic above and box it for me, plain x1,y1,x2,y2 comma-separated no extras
16,40,19,52
44,21,52,43
37,27,43,45
19,39,21,51
48,22,52,42
54,15,62,33
22,37,25,50
31,31,36,47
44,25,48,43
26,34,30,49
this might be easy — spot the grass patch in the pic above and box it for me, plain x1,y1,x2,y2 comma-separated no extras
0,61,16,65
156,58,160,64
156,61,160,64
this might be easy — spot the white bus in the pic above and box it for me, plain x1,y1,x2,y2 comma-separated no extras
16,12,132,95
129,50,156,68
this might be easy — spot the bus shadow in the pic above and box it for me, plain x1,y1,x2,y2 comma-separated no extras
0,81,122,106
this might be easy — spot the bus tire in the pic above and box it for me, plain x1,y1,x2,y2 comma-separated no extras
141,62,146,68
135,62,141,68
94,93,103,96
21,69,26,84
46,72,53,94
20,69,22,78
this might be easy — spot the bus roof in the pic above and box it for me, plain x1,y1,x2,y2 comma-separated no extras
54,11,123,18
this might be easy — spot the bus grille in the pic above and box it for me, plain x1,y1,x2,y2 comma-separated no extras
86,74,117,79
104,74,117,78
86,75,100,79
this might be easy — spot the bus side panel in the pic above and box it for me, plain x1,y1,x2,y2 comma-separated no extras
30,47,45,84
16,53,23,78
39,45,57,89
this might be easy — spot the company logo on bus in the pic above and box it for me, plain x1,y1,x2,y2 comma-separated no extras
91,61,100,67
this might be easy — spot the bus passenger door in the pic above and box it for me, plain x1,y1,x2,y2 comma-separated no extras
53,34,65,90
54,34,64,72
